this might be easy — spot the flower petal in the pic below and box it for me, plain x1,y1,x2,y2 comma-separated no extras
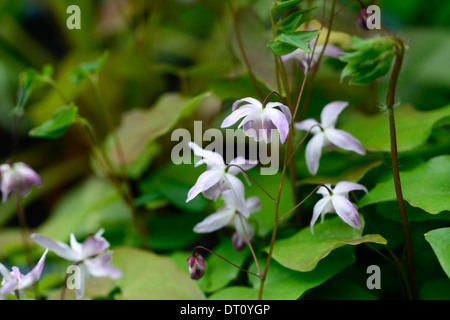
221,105,256,128
264,108,290,143
31,234,78,261
0,263,11,281
320,101,348,128
265,102,292,124
80,235,110,260
227,157,258,176
316,184,332,197
325,128,365,155
193,207,235,234
233,214,255,243
188,142,224,169
305,133,324,175
0,280,16,296
245,196,261,215
310,197,331,234
322,44,345,58
331,195,362,229
232,97,262,111
281,49,307,62
333,181,368,196
84,252,122,279
187,169,224,202
17,249,48,290
294,119,321,134
224,173,249,218
14,162,42,187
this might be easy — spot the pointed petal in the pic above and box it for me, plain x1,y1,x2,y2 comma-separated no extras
221,105,256,128
0,263,11,281
17,249,48,290
325,128,365,155
333,181,368,196
245,196,261,215
202,184,221,201
310,197,331,234
31,234,78,261
188,142,224,168
70,233,83,258
305,133,324,175
281,49,306,62
294,119,321,134
234,214,255,243
81,235,110,260
0,280,16,295
224,173,249,218
227,157,258,176
331,195,362,229
264,108,290,143
193,208,235,233
14,163,42,187
320,101,348,128
187,169,224,202
84,252,122,279
232,97,262,111
265,102,292,124
316,184,332,197
322,44,345,57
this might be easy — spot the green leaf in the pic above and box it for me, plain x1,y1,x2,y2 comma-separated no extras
275,10,313,36
103,92,211,178
358,155,450,215
113,246,205,300
269,30,320,55
339,104,450,153
340,36,397,85
270,217,386,272
15,64,54,111
70,51,110,84
209,246,355,300
29,104,79,139
425,228,450,279
273,0,304,11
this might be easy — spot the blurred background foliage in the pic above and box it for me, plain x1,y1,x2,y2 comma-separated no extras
0,0,449,300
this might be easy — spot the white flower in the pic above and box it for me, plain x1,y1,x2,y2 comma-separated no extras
186,142,256,217
295,101,365,175
193,190,261,247
0,162,42,203
0,250,48,297
221,97,292,143
31,229,121,300
311,181,368,234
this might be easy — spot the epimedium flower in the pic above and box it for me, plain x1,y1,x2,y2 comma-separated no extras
187,142,257,217
281,35,345,73
186,253,206,280
193,189,261,250
221,97,292,144
311,181,368,234
295,101,365,175
31,229,122,300
0,249,48,298
0,162,42,203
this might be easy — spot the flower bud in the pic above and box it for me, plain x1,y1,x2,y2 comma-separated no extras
186,253,206,280
357,8,370,31
232,232,246,252
0,162,42,203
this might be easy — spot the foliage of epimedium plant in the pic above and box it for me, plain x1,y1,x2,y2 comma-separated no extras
0,0,449,301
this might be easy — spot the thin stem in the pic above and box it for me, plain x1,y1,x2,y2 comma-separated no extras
278,184,327,221
228,0,264,100
193,246,260,278
386,37,417,300
261,91,286,108
237,213,262,277
226,164,276,202
287,123,323,165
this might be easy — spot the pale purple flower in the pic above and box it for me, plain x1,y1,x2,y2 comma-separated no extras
221,97,292,143
186,253,206,280
31,229,121,300
295,101,365,175
0,249,48,297
281,36,345,73
311,181,368,234
187,142,256,217
0,162,42,203
193,190,261,248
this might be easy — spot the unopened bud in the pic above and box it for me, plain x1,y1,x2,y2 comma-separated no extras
232,232,246,252
0,162,42,203
186,253,206,280
357,8,370,31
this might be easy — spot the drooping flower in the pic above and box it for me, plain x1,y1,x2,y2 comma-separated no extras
186,142,257,217
186,253,206,280
193,189,261,249
295,101,365,175
31,229,122,300
0,162,42,203
0,249,48,298
311,181,368,234
281,35,345,73
221,97,292,144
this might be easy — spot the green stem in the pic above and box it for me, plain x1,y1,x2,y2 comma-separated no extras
386,37,418,300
